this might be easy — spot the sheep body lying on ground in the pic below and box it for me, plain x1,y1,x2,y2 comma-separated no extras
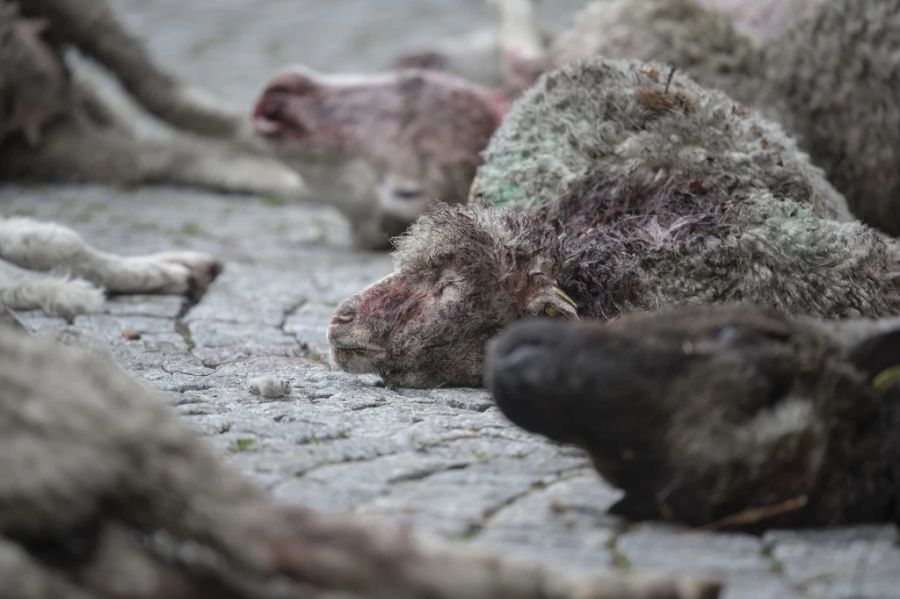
759,0,900,235
328,59,900,388
253,66,504,248
397,0,815,94
549,0,766,101
486,304,900,529
2,0,513,250
548,0,900,235
398,0,900,235
0,217,219,319
0,323,719,599
0,0,305,200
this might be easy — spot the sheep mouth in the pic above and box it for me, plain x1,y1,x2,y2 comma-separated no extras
252,91,309,139
328,330,384,363
330,343,385,375
331,343,381,354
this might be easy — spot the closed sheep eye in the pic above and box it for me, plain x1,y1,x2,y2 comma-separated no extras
394,187,423,200
873,365,900,395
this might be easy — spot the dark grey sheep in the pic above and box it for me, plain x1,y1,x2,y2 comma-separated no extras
486,304,900,530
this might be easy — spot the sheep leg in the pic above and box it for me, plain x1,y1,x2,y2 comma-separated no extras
1,326,721,599
18,0,248,139
0,118,309,201
487,0,547,90
240,505,719,599
0,217,219,296
70,68,140,134
0,259,104,319
392,30,505,88
489,0,543,58
0,307,26,330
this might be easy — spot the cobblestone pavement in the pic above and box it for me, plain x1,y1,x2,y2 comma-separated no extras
3,1,900,598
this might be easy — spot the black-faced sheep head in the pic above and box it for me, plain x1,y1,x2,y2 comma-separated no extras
485,304,900,529
327,205,578,387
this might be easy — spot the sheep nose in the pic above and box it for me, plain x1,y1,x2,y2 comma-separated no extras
330,305,357,325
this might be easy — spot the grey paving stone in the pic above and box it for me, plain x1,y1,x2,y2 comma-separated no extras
619,525,770,576
765,526,900,598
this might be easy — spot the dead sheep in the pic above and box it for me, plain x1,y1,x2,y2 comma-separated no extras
0,0,305,201
549,0,768,101
759,0,900,236
396,0,814,95
549,0,824,91
328,59,899,388
486,303,900,530
549,0,900,235
392,0,548,94
0,323,719,599
0,217,220,319
402,0,900,235
252,66,504,249
1,0,513,250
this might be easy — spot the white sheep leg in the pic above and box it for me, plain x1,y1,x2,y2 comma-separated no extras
488,0,543,57
0,259,104,319
487,0,546,89
0,218,219,295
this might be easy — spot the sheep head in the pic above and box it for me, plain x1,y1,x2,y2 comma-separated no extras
253,65,503,248
327,205,577,387
486,304,900,528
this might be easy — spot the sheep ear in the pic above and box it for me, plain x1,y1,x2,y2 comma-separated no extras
267,68,322,96
846,328,900,394
526,286,579,319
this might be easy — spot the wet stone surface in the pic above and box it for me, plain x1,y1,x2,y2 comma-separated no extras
2,1,899,597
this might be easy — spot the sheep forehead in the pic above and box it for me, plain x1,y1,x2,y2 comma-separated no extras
392,209,506,273
392,209,560,293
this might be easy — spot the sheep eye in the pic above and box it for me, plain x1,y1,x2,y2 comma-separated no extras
552,287,578,309
873,364,900,395
394,187,422,200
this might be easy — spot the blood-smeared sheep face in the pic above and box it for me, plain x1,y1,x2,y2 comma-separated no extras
327,206,578,387
253,66,505,249
253,64,504,168
253,66,360,163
